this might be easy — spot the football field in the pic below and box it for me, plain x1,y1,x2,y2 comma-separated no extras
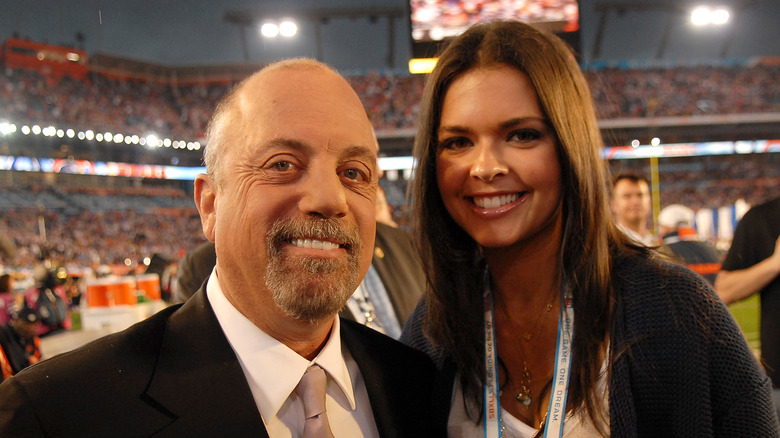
728,293,761,353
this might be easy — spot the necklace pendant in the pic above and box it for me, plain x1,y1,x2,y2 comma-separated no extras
521,332,532,341
516,392,531,406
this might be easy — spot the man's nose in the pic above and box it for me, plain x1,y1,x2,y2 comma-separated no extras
298,169,348,219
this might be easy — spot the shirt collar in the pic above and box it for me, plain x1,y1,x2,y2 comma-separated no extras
206,269,357,422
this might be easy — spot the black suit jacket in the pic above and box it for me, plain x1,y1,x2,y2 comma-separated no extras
0,288,441,437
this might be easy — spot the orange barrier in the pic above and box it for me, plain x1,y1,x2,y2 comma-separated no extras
135,274,161,301
85,277,138,307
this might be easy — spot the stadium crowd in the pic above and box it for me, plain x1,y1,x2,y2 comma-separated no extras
0,184,204,270
3,61,780,141
0,57,779,340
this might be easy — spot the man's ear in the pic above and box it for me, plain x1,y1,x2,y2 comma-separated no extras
194,174,217,242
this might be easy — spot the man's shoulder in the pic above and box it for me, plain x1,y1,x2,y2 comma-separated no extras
742,196,780,224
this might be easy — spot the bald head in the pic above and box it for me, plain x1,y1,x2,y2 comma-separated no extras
204,58,376,187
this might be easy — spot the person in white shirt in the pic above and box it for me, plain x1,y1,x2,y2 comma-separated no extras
0,59,441,438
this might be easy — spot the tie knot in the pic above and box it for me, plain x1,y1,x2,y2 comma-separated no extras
296,364,328,419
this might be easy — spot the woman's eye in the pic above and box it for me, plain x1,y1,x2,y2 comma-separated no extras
509,129,544,142
439,137,472,150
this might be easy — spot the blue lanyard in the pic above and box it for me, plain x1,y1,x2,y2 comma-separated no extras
482,268,574,438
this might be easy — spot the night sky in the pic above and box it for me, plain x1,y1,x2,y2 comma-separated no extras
1,0,779,70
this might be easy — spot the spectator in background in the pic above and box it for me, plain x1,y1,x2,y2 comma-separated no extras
657,204,722,284
0,275,15,325
375,185,398,228
715,196,780,417
0,308,41,383
611,173,657,246
174,240,216,303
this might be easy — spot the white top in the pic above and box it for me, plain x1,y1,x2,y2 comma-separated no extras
447,361,610,438
206,270,380,438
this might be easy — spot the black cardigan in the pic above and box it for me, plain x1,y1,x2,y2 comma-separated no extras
401,254,780,437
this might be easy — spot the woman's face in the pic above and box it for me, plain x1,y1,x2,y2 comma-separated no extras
436,65,562,250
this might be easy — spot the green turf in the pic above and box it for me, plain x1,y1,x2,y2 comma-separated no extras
727,293,761,351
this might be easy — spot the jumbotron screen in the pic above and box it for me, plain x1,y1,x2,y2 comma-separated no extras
410,0,580,43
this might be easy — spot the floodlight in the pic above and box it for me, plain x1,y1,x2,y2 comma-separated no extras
261,22,279,38
711,8,730,24
279,20,298,37
691,7,711,26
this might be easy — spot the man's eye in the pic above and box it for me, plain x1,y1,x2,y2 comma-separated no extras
342,168,364,181
273,161,292,171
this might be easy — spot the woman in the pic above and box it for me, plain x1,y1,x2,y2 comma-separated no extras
401,20,778,437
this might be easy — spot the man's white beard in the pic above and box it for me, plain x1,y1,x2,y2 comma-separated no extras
265,217,362,323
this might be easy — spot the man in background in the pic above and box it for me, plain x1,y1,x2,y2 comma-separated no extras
716,196,780,417
657,204,722,284
611,173,657,246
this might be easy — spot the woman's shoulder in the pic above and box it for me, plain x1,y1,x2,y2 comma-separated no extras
613,251,713,301
613,251,727,322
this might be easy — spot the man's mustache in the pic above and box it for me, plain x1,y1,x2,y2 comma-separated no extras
267,216,361,253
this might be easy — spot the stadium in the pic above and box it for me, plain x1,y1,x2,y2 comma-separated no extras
0,0,779,430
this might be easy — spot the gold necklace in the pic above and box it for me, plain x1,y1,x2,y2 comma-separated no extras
515,360,532,405
520,303,554,341
502,300,554,407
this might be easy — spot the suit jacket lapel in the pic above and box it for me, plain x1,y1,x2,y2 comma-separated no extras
144,288,269,437
341,320,393,437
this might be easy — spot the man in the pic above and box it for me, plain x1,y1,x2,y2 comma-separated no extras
0,59,439,437
0,308,41,382
657,204,722,284
611,173,656,246
715,196,780,417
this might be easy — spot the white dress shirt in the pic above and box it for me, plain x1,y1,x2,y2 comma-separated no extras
206,270,380,438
